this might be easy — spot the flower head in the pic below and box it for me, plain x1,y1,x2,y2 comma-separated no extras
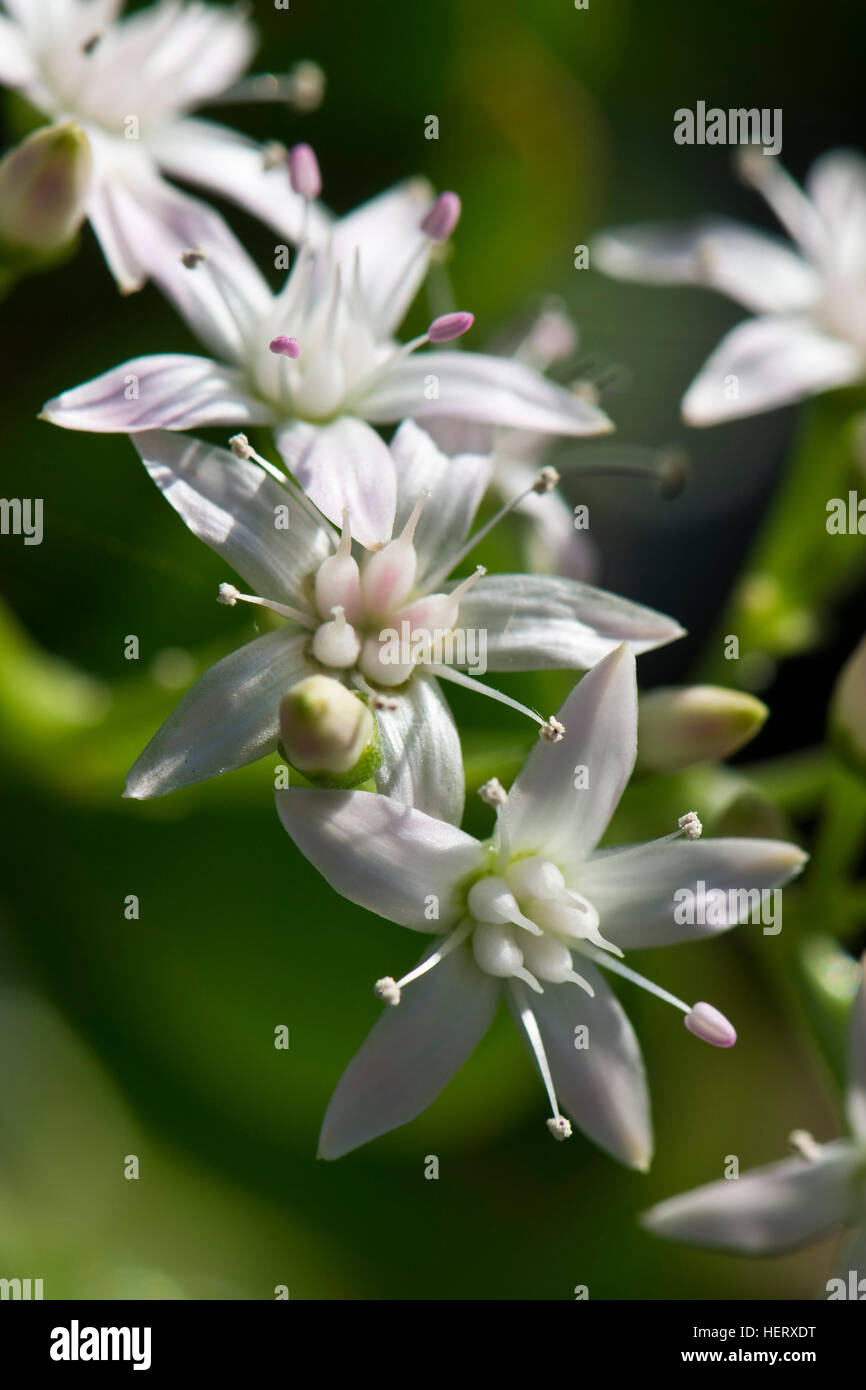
123,427,684,824
593,148,866,424
41,159,613,546
275,645,806,1162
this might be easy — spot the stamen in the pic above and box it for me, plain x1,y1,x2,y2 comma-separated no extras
262,141,287,172
578,942,691,1014
228,435,337,537
587,813,706,869
377,919,475,1004
269,334,301,358
788,1129,823,1162
427,311,474,343
421,191,462,242
540,716,565,743
288,143,322,200
534,466,560,494
180,246,208,268
512,982,571,1138
479,777,507,807
684,1002,737,1048
557,445,689,500
428,664,548,728
217,582,315,629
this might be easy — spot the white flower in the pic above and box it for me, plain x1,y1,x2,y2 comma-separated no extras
124,426,684,823
274,645,807,1162
40,156,613,548
593,148,866,425
0,0,325,290
643,955,866,1263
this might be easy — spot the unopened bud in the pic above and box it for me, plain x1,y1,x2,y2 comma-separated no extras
279,675,380,787
0,123,92,258
428,311,474,344
830,632,866,777
637,685,768,773
421,191,461,241
288,142,321,200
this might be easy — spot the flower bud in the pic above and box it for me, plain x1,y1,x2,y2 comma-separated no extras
0,123,92,258
637,685,768,773
279,675,381,787
830,632,866,777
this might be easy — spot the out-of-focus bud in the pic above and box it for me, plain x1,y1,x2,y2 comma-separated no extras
830,632,866,777
279,675,380,787
637,684,768,773
0,123,92,259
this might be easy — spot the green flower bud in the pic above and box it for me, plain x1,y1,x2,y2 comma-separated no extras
0,123,92,261
637,685,768,773
830,633,866,777
279,675,381,788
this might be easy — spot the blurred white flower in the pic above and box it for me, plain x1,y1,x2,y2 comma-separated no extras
594,148,866,424
643,955,866,1264
276,645,806,1162
124,426,683,822
0,0,324,289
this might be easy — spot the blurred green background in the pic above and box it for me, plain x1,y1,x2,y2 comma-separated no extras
1,0,865,1299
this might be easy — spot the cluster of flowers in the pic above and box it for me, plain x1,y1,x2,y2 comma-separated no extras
4,0,865,1271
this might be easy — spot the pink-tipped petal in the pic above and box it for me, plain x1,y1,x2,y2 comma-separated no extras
288,142,322,200
269,335,300,358
421,191,461,241
428,311,474,344
685,1002,737,1048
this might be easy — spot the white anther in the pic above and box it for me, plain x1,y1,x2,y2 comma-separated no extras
534,466,560,494
479,777,507,807
788,1129,822,1162
678,811,703,840
374,977,401,1007
229,433,253,459
218,583,240,606
546,1115,573,1141
540,716,565,743
262,141,287,171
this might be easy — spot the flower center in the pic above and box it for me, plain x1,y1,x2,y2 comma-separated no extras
310,499,484,687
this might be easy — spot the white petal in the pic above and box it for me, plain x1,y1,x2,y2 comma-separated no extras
276,788,483,930
150,118,330,245
41,354,269,433
375,675,464,825
510,962,652,1169
806,148,866,275
318,944,499,1159
275,417,396,551
498,644,637,871
683,315,864,426
593,217,820,314
847,955,866,1140
459,574,685,671
0,16,37,84
389,420,493,583
577,838,808,950
125,627,309,799
643,1141,862,1253
332,178,434,337
86,173,151,294
360,351,614,436
131,430,330,601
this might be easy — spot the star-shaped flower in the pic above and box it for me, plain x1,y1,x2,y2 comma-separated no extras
40,152,613,547
275,644,806,1161
126,426,683,821
594,148,866,425
0,0,325,290
643,954,866,1267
